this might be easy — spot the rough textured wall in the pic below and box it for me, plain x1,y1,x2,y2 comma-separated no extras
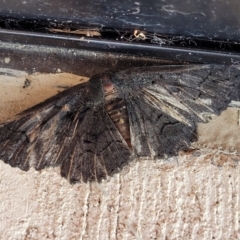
0,69,239,240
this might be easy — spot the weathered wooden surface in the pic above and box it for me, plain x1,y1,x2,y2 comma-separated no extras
0,69,240,239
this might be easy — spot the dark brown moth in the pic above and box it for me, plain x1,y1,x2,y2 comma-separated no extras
0,65,239,183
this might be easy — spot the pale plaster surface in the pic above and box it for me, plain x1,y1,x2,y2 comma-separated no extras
0,68,240,240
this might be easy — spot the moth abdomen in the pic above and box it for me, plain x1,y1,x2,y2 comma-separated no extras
105,97,132,149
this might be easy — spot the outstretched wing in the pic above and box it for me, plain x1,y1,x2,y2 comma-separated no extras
0,83,88,170
113,64,240,158
0,81,131,183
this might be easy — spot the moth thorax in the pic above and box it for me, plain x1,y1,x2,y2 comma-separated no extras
101,75,118,102
103,82,114,93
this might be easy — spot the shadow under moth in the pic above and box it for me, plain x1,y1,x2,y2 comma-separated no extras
0,64,239,183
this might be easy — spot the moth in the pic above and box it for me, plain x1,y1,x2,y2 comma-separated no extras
0,65,239,183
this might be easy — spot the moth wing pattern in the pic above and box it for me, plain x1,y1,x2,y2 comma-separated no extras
0,64,239,183
59,108,131,183
0,83,86,177
0,81,131,182
113,65,240,158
